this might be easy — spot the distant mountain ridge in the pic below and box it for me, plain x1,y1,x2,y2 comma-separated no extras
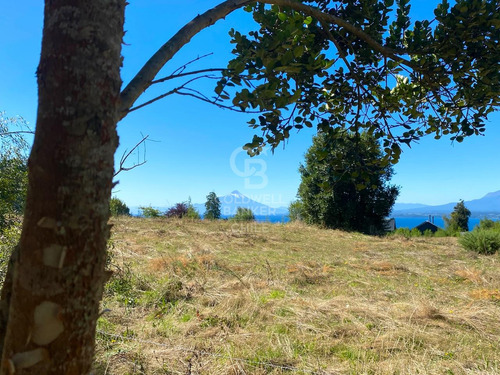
392,203,430,211
393,190,500,218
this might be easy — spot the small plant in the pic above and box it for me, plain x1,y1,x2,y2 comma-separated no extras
459,230,500,255
186,205,200,219
422,229,434,237
391,227,411,238
140,205,161,218
433,229,449,237
109,197,130,216
288,200,304,222
185,197,201,219
231,207,255,222
410,228,421,237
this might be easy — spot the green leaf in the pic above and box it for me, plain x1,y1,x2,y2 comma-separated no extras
294,45,305,58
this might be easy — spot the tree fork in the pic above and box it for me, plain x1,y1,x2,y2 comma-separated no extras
0,0,125,373
119,0,411,119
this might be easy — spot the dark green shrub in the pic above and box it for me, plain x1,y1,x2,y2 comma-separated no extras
296,130,399,234
459,230,500,255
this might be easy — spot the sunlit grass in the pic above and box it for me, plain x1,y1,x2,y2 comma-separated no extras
93,217,500,374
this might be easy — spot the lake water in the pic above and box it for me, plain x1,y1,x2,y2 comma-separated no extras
393,216,483,231
248,215,486,231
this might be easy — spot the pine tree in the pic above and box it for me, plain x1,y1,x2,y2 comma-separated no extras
204,191,221,220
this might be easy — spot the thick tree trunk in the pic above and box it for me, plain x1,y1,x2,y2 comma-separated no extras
0,0,124,373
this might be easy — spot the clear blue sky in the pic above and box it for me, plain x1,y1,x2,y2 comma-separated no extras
1,1,499,208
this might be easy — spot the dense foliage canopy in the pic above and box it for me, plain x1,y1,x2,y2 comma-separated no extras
297,130,399,233
208,0,500,162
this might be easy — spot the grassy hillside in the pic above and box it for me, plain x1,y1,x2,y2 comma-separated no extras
94,218,500,374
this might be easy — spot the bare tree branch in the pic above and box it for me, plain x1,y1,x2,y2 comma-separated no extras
171,53,214,76
0,130,35,136
151,68,229,85
119,0,419,120
114,134,150,177
128,75,217,113
119,0,254,118
128,88,179,114
175,89,264,113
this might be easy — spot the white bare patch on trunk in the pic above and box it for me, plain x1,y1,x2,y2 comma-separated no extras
32,301,64,345
42,244,66,269
37,217,57,229
10,348,49,370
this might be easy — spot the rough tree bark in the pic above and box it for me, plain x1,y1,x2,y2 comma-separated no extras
0,0,125,373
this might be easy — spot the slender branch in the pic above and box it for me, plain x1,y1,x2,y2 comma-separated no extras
119,0,418,120
175,89,264,113
128,88,179,114
119,0,254,118
0,131,35,136
114,135,150,177
129,75,213,113
171,53,214,77
152,68,229,85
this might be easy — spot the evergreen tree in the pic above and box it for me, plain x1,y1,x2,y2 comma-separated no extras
297,130,399,234
444,200,471,233
204,191,221,220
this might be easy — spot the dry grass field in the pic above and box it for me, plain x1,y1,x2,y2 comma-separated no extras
93,217,500,375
